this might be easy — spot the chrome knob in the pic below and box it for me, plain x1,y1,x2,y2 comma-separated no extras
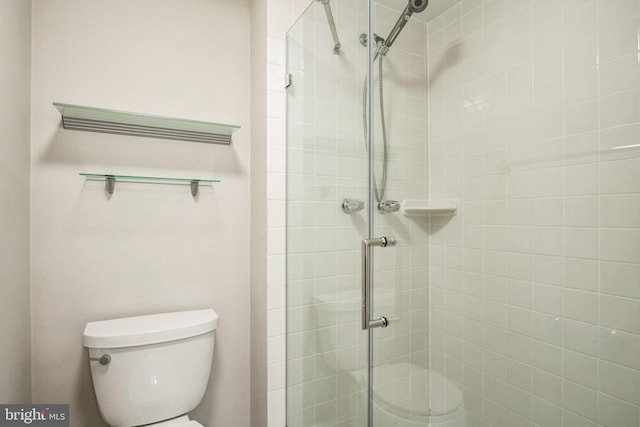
342,198,364,214
378,200,400,214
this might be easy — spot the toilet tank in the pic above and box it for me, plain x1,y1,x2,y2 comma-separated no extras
83,309,218,427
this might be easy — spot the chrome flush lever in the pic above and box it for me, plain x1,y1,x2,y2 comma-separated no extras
361,236,396,330
89,354,111,365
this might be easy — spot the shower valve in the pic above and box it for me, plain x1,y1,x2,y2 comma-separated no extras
378,200,400,214
342,198,364,214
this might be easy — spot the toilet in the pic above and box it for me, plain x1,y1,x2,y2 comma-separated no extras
83,308,218,427
365,363,465,427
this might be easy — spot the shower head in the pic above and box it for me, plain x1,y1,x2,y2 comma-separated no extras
381,0,428,52
408,0,428,13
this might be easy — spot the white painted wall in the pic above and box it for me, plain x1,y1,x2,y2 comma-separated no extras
0,0,31,404
29,1,251,425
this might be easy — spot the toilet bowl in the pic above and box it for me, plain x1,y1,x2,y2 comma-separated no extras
83,309,218,427
315,290,465,426
148,415,204,427
363,363,464,427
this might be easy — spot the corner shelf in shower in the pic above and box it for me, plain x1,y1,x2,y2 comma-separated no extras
80,173,220,197
54,102,240,144
400,199,458,216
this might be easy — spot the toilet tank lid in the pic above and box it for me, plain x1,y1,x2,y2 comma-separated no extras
83,308,218,349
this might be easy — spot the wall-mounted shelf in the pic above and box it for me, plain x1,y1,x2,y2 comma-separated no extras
401,199,458,216
80,173,220,197
54,102,240,144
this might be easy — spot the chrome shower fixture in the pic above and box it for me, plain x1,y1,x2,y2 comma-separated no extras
359,33,385,48
378,200,401,214
379,0,429,56
317,0,342,55
342,198,365,214
360,0,429,215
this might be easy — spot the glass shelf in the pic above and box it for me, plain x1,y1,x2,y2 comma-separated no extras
55,102,240,145
80,173,220,197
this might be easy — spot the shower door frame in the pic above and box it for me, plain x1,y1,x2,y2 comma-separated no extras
364,1,377,425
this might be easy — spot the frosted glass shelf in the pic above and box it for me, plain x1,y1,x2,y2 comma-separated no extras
401,199,458,216
80,173,220,197
54,102,240,144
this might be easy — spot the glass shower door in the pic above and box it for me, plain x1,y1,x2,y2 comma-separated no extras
286,1,371,426
286,0,432,426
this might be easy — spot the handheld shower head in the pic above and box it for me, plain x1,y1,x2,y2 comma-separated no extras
382,0,428,51
408,0,428,13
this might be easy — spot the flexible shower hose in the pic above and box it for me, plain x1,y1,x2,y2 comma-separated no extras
362,52,389,204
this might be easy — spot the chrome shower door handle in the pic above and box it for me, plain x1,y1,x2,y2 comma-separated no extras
362,236,396,330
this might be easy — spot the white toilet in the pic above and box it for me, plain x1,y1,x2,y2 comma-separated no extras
315,291,465,426
83,308,219,427
365,363,465,427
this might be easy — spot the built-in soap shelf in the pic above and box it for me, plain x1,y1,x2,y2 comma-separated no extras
400,199,458,216
54,102,240,144
80,173,220,197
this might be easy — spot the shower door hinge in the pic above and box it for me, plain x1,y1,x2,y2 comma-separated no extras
285,73,292,89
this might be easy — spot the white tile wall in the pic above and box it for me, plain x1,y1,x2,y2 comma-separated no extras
428,1,640,427
266,0,307,423
269,0,640,425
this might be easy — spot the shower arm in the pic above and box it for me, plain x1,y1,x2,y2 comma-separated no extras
317,0,341,55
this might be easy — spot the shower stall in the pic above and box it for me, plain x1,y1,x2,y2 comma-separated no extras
285,0,640,426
